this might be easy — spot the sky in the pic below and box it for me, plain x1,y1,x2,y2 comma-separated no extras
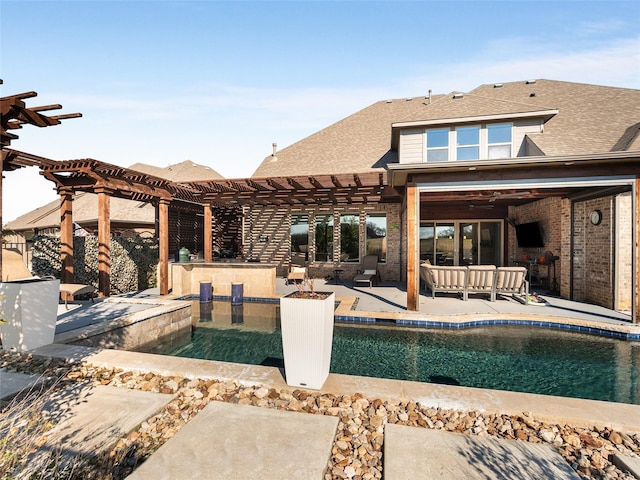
1,0,639,224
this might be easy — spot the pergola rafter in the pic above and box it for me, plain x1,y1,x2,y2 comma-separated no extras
1,86,82,149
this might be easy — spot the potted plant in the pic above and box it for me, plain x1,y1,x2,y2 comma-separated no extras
0,278,60,351
280,278,335,390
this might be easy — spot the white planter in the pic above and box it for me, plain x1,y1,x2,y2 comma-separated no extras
0,278,60,351
280,292,335,390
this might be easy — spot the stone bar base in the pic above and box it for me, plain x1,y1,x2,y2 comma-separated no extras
171,262,277,297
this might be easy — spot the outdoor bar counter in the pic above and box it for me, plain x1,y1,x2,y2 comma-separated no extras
171,261,277,297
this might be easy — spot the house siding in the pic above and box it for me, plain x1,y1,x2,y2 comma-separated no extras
513,119,544,156
398,118,544,164
399,129,425,164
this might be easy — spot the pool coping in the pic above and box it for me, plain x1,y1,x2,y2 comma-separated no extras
176,293,640,341
45,295,640,433
32,343,640,434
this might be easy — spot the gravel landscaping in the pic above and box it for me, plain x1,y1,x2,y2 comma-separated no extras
1,350,639,479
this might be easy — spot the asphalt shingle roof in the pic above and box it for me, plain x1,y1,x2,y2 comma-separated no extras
128,160,223,182
252,95,443,178
252,79,640,178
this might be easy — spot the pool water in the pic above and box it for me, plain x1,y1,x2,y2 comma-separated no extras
144,301,640,405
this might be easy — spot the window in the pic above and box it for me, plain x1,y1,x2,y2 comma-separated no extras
488,123,512,159
290,214,309,260
456,126,480,160
314,214,333,262
366,213,387,262
425,124,513,162
426,128,449,162
340,214,360,262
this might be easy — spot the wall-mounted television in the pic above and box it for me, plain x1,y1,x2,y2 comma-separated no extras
515,222,544,248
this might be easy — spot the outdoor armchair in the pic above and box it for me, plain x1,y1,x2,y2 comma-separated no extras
423,265,469,300
495,266,529,304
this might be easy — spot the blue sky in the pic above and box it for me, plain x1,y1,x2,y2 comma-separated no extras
2,0,639,223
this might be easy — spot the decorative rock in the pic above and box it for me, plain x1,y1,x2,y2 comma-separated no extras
539,429,556,443
609,432,624,445
2,349,640,480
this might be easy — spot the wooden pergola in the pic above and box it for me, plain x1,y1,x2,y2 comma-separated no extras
1,85,397,297
1,84,82,279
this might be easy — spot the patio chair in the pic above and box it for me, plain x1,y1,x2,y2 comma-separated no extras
467,265,497,301
286,261,307,285
419,261,433,292
495,266,529,304
423,265,468,300
353,255,380,288
2,248,96,308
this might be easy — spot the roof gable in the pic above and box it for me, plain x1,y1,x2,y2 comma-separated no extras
128,160,223,182
5,192,154,231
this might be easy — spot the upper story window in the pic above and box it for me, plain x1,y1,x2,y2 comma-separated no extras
426,129,449,162
456,126,480,160
487,123,512,159
425,123,512,162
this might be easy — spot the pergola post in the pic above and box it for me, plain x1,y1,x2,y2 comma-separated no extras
96,188,111,297
406,183,419,311
204,204,213,262
60,189,74,284
158,199,170,295
0,150,4,280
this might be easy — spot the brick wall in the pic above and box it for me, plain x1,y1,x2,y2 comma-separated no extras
571,193,632,311
573,197,614,308
243,203,402,281
508,197,567,293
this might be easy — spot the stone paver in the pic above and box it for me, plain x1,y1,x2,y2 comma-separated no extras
128,401,339,480
612,454,640,479
29,384,175,470
0,371,43,400
384,424,580,479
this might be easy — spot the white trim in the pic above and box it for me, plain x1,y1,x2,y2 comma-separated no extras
392,109,559,128
632,179,638,323
416,176,636,193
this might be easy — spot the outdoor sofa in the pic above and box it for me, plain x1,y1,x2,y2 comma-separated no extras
420,263,529,303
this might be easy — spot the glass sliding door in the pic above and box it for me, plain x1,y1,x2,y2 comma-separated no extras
420,220,502,266
479,222,502,265
459,223,478,265
435,224,455,265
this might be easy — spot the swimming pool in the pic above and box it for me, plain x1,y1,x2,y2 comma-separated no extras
140,300,640,405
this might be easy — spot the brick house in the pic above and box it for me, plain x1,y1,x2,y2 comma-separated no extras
3,79,638,321
247,79,639,316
